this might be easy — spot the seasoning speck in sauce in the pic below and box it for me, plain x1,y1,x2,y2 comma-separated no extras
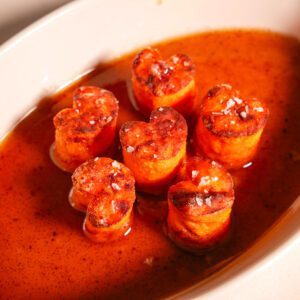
1,30,300,299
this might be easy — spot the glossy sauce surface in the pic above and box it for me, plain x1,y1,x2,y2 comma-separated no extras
1,30,300,299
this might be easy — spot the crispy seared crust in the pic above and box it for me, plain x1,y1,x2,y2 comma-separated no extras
169,183,233,216
171,157,234,215
52,86,119,172
132,48,197,116
120,106,187,160
120,106,187,194
166,157,234,253
200,84,269,137
195,84,269,169
71,157,135,226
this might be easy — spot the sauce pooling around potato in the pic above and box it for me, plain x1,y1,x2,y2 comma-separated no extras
1,30,300,299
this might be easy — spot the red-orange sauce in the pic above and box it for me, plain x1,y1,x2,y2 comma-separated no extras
1,30,300,299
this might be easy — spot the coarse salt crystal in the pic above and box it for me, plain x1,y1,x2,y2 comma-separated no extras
254,107,264,112
243,162,253,168
205,197,212,207
226,98,236,109
111,183,121,191
191,170,199,178
195,195,203,206
126,146,135,153
89,120,96,125
98,219,108,226
163,67,170,75
112,160,121,169
183,60,190,67
172,55,180,64
151,63,161,77
233,97,243,104
240,111,247,119
124,227,132,236
200,176,210,186
106,116,113,123
144,257,154,266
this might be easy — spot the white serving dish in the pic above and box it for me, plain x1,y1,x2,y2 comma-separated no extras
0,0,299,298
0,0,71,44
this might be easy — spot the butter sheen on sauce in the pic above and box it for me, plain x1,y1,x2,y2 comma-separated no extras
0,30,300,299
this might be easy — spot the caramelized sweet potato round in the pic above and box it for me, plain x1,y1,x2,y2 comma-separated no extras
52,86,119,172
120,106,188,194
70,157,135,242
71,157,135,213
195,84,269,169
166,157,234,254
132,48,197,116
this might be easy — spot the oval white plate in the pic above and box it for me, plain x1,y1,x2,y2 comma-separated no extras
0,0,299,299
0,0,71,44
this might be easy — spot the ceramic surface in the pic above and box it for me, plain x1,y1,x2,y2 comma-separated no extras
0,1,299,299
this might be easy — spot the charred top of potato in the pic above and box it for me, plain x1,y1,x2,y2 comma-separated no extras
132,48,195,96
72,157,135,227
54,86,118,143
169,157,234,216
120,106,187,160
200,84,269,137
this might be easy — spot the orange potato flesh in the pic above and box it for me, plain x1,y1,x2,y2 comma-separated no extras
71,157,135,242
120,106,188,194
52,86,119,172
132,48,197,116
166,207,231,254
195,84,269,169
166,157,234,254
84,201,133,243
